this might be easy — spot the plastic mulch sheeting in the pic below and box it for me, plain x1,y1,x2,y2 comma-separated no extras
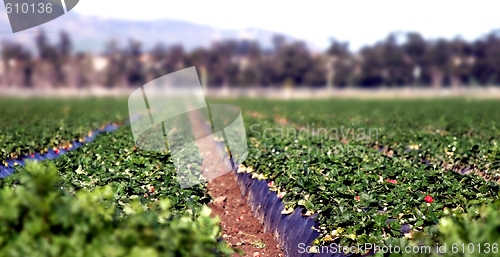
234,170,356,257
0,123,119,179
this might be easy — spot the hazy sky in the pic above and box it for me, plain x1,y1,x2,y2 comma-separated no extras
5,0,500,50
72,0,500,50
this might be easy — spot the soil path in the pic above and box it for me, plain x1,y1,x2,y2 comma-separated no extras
187,109,284,257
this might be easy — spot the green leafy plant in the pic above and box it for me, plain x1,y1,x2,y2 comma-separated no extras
0,161,234,257
380,202,500,256
215,98,500,249
0,97,128,160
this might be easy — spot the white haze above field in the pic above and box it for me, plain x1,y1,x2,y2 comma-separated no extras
73,0,500,50
0,0,499,52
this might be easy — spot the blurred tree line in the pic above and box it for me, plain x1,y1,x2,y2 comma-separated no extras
2,29,500,88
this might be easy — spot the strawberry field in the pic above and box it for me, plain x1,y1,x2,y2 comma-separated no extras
0,98,128,160
0,97,233,257
1,97,500,256
218,98,500,256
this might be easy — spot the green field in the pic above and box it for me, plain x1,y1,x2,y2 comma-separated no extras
1,97,500,256
0,98,128,160
0,97,232,257
216,98,500,255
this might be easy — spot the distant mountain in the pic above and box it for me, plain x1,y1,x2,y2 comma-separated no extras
0,12,322,54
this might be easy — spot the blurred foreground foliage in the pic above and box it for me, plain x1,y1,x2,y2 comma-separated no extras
0,161,234,257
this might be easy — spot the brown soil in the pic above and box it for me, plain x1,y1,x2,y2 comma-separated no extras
207,173,284,257
187,109,284,257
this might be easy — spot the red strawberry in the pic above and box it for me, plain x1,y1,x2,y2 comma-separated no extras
30,154,35,158
268,181,274,187
424,195,434,203
54,149,60,154
385,179,397,184
355,196,361,201
150,186,155,193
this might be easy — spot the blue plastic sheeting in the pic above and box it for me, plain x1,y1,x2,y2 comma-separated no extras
206,117,407,257
234,171,347,257
204,125,341,256
0,123,120,179
233,170,417,257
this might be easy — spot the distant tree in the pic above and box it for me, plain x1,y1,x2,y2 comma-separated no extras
258,60,277,86
238,66,259,86
426,39,450,87
359,45,384,87
127,39,142,58
404,32,427,63
302,57,327,87
35,29,57,62
225,62,240,86
167,45,185,71
246,41,262,62
327,39,351,87
272,34,286,51
203,41,239,87
184,48,207,68
104,39,120,56
149,42,168,79
124,39,144,87
58,31,72,58
151,43,167,61
54,31,72,86
103,39,126,87
381,34,412,86
74,52,92,88
448,38,473,87
275,41,318,86
403,32,427,86
1,42,32,87
471,31,500,85
205,49,226,86
9,26,500,89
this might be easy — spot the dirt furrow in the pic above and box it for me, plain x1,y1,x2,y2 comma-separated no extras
187,109,284,257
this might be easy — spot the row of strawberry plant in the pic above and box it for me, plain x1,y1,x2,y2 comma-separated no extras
214,98,500,252
379,200,500,257
0,97,128,160
0,161,234,257
239,129,500,247
2,122,208,218
223,98,500,179
0,113,236,256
